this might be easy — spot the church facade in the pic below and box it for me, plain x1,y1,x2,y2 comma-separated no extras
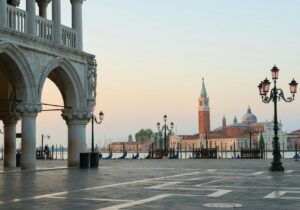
169,79,288,152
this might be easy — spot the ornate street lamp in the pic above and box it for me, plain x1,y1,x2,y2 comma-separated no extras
91,111,104,153
90,110,104,168
258,65,297,171
157,114,174,157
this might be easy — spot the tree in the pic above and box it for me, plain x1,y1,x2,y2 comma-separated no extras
128,135,133,142
135,129,154,143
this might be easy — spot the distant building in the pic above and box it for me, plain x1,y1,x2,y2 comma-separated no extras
108,141,152,153
169,79,288,151
287,130,300,149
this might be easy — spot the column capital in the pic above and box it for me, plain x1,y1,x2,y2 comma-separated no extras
62,109,91,125
36,0,51,7
16,103,41,117
7,0,21,7
1,112,20,125
70,0,85,4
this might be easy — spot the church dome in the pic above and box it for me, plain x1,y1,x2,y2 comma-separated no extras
241,106,257,124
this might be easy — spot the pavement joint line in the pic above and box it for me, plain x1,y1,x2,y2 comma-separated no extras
0,171,200,205
252,171,264,175
98,194,172,210
147,181,182,189
0,166,72,174
264,191,300,199
204,185,300,190
97,191,236,210
144,186,245,193
48,196,135,203
207,189,232,197
195,178,230,187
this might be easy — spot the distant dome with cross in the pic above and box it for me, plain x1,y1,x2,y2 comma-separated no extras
241,106,257,124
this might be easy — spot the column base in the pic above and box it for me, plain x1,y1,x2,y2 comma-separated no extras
68,160,79,168
269,162,284,171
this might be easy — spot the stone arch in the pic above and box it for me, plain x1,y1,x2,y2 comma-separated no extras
38,57,86,109
0,41,36,113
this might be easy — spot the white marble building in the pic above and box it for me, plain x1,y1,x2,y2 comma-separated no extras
261,121,288,150
0,0,97,169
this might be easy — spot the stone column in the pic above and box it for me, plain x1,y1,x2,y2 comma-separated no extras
62,110,90,167
52,0,61,43
3,113,20,167
18,104,40,170
0,0,7,26
36,0,50,18
71,0,84,50
26,0,36,35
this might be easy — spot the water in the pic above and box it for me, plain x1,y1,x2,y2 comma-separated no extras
0,149,297,160
100,151,299,159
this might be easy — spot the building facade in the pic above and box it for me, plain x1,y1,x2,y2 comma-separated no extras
0,0,97,169
108,141,152,153
169,80,288,152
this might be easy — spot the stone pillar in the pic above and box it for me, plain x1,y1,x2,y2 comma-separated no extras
0,0,7,26
52,0,61,43
18,103,40,170
26,0,36,35
62,110,90,167
71,0,83,50
3,113,20,167
36,0,50,18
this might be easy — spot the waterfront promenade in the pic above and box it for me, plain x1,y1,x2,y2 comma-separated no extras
0,159,299,209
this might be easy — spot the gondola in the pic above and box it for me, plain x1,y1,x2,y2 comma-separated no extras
293,153,300,161
131,152,139,160
102,152,112,160
116,151,127,160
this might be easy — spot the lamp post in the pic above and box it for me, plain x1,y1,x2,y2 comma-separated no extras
247,123,252,157
205,131,208,149
258,65,298,171
157,114,174,157
90,110,104,168
91,111,104,153
41,134,50,154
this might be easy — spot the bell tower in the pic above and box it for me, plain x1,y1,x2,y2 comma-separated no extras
198,78,210,137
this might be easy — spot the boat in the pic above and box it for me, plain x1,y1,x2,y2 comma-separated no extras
102,152,112,160
293,153,300,161
116,151,127,160
132,152,139,160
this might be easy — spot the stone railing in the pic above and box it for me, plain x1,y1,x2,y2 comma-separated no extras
61,26,77,49
36,16,53,41
5,6,77,49
7,5,26,33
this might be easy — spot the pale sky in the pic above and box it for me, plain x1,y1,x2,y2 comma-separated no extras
1,0,300,148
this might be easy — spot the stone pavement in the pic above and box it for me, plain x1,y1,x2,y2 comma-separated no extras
0,159,299,209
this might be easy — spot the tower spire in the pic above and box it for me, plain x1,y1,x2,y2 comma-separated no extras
201,78,207,97
198,78,210,136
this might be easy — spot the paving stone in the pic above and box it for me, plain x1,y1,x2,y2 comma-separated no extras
0,159,299,209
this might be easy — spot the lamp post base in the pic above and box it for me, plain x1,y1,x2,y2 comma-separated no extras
269,162,284,171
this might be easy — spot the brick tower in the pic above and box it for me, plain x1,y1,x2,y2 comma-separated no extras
198,78,210,137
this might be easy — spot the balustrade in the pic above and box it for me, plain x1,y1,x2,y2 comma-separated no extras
4,6,77,49
61,26,77,48
36,16,53,41
7,5,26,33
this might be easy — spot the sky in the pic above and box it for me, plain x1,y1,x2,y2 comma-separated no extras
1,0,300,148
